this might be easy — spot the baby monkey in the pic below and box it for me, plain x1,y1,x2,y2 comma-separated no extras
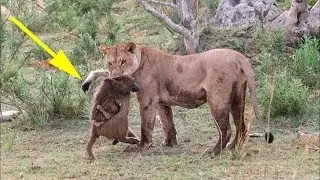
82,71,140,160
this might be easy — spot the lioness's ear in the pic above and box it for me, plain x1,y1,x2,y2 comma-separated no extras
126,42,136,53
99,44,111,54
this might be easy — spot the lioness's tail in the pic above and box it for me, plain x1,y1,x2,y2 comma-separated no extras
82,69,110,93
237,54,274,143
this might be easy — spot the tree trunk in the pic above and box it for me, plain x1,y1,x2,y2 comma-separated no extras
268,0,320,43
184,35,199,54
180,0,199,53
136,0,199,54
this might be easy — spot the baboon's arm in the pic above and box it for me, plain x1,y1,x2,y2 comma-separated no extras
97,105,113,120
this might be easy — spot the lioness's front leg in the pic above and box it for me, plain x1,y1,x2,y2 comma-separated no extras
158,105,177,146
138,97,158,147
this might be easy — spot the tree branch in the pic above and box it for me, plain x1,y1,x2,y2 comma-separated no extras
136,0,191,37
146,0,179,10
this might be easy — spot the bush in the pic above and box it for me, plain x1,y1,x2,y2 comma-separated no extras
258,70,309,119
292,38,320,88
252,25,286,56
70,33,100,65
1,65,88,129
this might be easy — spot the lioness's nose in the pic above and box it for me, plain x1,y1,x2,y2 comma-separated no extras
110,70,123,78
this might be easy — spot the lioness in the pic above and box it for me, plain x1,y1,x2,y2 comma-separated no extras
83,42,273,155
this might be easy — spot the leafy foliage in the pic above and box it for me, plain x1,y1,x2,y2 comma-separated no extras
1,69,87,129
253,26,317,126
258,70,309,118
292,38,320,88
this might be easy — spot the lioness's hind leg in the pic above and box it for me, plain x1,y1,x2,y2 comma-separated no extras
158,105,177,146
228,84,247,149
206,88,232,155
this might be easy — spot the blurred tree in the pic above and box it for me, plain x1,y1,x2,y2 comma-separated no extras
136,0,200,54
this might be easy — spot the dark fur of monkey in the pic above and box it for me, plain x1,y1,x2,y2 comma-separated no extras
82,74,140,160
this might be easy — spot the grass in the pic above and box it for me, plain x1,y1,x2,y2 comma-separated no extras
1,0,320,178
1,100,319,179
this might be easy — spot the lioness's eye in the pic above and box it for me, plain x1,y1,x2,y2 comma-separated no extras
108,62,113,67
121,60,126,66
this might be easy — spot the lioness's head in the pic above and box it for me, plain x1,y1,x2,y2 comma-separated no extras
99,42,141,78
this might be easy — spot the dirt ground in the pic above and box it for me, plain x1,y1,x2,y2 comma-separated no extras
1,102,319,179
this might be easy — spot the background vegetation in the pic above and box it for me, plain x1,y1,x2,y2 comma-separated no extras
1,0,319,179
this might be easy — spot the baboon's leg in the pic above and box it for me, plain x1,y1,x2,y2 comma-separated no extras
127,127,139,139
97,105,113,120
119,136,140,144
158,105,177,146
113,128,139,145
228,83,247,149
123,128,140,144
87,130,98,160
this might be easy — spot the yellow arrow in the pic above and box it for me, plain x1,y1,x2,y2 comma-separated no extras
10,16,82,80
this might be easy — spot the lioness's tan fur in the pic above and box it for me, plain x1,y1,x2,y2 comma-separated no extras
84,43,273,155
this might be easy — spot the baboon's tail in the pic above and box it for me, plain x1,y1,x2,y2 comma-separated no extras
237,54,274,143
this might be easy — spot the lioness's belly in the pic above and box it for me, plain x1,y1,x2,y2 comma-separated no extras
159,82,207,109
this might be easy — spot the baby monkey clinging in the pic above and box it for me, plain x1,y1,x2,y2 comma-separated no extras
82,71,140,160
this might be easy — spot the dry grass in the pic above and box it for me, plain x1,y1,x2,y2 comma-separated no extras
1,0,319,179
1,99,319,179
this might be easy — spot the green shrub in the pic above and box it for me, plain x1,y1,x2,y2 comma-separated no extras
292,38,320,88
255,49,291,77
258,70,309,119
1,69,88,129
78,11,99,39
308,0,318,6
30,46,51,61
38,72,87,119
252,25,286,55
103,13,123,45
2,132,16,152
71,33,100,65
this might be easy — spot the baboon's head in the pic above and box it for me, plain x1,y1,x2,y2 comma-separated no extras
110,75,141,94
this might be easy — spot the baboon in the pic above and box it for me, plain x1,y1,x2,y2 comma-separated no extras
82,72,141,160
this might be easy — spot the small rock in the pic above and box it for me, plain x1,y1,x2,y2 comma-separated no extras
0,111,21,123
